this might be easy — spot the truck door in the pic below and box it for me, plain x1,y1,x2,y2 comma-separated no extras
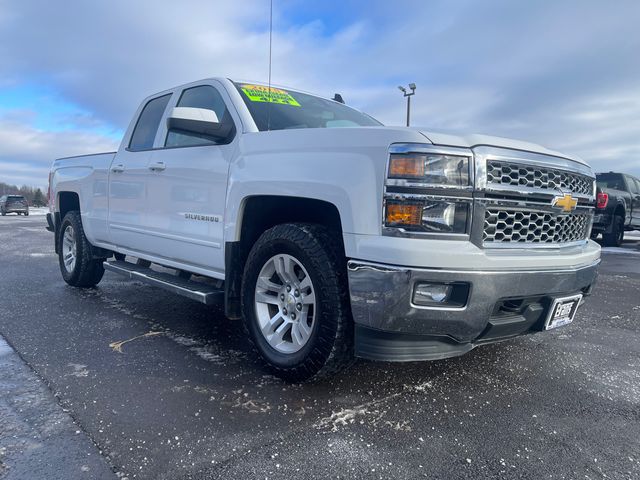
144,83,237,274
108,93,172,254
628,176,640,228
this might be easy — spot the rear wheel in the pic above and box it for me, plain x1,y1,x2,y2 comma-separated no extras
602,215,624,247
242,223,353,382
24,211,29,216
58,211,105,287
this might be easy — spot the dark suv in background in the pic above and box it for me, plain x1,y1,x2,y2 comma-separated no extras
592,172,640,246
0,195,29,216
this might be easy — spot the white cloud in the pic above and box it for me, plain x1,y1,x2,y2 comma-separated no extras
0,115,118,188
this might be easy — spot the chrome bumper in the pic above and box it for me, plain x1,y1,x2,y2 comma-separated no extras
348,259,600,361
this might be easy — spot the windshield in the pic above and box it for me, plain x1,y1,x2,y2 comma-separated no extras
234,82,382,131
7,196,25,201
596,173,626,190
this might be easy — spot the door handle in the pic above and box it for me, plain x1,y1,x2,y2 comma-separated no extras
148,161,166,172
111,164,125,173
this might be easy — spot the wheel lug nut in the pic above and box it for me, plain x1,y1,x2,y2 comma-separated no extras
291,313,296,320
296,303,302,311
283,308,288,315
286,285,292,292
280,294,285,301
294,289,300,297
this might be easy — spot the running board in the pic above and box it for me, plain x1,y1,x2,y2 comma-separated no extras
103,260,224,305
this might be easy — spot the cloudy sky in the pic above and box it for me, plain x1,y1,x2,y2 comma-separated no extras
0,0,639,189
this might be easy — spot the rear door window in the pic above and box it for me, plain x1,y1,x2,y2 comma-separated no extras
129,94,172,151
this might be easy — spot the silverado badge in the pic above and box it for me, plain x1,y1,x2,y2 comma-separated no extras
552,193,578,213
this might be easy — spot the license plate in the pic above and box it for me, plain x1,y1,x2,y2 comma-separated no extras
545,294,582,330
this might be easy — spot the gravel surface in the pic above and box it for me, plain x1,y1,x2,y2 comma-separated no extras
1,215,639,479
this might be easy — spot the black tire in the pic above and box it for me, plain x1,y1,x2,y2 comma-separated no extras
58,211,105,287
24,211,29,216
602,215,624,247
242,223,354,382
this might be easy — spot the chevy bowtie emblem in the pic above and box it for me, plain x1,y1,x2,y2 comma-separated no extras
552,193,578,213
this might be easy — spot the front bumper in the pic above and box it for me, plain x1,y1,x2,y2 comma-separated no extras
348,259,599,361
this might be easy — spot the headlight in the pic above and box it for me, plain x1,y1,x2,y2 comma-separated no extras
388,153,470,186
385,199,469,233
383,144,473,237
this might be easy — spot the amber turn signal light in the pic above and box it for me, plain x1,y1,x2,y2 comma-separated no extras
388,155,425,178
385,203,422,226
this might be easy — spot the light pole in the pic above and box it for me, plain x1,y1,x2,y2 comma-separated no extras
398,83,416,126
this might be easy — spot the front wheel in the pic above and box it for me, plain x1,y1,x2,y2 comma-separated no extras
242,224,353,382
58,211,105,287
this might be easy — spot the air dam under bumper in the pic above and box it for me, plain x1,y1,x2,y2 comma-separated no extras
348,259,600,362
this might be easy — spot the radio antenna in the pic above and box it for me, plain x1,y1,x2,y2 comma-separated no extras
267,0,273,131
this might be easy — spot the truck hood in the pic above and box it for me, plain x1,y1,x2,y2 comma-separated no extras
415,129,588,166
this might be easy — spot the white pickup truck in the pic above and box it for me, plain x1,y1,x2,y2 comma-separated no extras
47,78,600,381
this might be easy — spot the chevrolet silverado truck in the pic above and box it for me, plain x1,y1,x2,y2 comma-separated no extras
47,78,601,381
591,172,640,246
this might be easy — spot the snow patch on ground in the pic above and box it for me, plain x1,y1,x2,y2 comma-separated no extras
27,207,49,216
315,380,440,432
565,359,640,403
66,363,89,378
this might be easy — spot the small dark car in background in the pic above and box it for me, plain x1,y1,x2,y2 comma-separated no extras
592,172,640,246
0,195,29,216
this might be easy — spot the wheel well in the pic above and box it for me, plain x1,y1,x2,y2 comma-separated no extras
613,205,625,225
58,191,80,219
224,196,344,319
54,192,80,255
240,196,343,248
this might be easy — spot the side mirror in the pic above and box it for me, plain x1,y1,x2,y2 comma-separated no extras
167,107,230,140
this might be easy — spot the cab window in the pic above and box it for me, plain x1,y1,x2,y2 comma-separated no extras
165,85,235,147
627,176,640,194
128,94,172,151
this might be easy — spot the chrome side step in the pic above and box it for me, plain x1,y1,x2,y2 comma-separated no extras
103,260,224,305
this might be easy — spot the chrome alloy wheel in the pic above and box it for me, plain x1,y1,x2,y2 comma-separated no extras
62,225,77,273
254,253,316,354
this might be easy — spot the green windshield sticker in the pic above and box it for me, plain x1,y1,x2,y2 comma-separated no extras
241,84,301,107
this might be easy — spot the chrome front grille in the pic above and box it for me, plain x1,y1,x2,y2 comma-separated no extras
483,209,591,244
486,160,594,196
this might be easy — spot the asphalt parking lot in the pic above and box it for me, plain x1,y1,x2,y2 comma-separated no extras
1,214,639,480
